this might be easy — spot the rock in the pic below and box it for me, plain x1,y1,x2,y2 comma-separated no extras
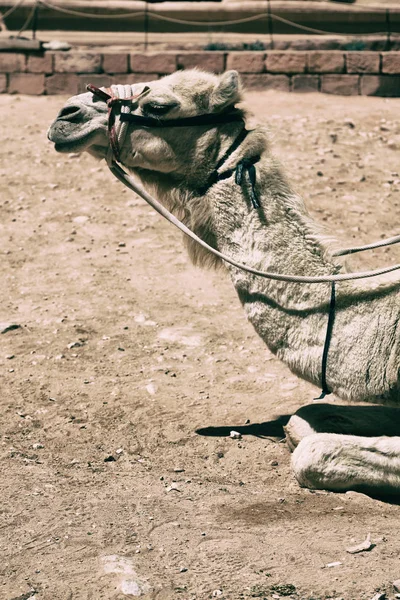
230,430,242,439
1,323,21,334
212,591,223,598
67,342,82,349
394,580,400,592
42,40,71,51
344,118,355,129
32,443,44,450
324,561,342,568
166,483,181,492
179,567,187,573
346,533,374,554
104,455,116,462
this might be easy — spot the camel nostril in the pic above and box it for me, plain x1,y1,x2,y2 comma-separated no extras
57,105,83,122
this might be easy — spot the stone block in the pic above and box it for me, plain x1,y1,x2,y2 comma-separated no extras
102,53,129,74
0,53,25,73
321,75,359,96
241,74,290,92
27,53,53,74
54,53,101,74
226,52,265,73
308,52,345,73
266,52,307,74
78,74,112,94
346,52,380,74
381,52,400,74
177,53,225,73
360,75,400,97
292,74,319,93
130,53,176,74
0,74,7,93
8,73,45,94
118,73,159,86
45,73,79,95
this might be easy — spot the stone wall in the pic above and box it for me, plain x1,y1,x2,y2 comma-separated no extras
1,50,400,96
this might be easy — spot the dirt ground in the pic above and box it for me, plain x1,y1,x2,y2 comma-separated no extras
1,87,400,600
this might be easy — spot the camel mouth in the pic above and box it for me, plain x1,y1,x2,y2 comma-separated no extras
48,123,107,154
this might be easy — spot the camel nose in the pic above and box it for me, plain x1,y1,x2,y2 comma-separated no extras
56,104,84,123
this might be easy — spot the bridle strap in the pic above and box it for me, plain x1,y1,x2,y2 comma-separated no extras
120,109,244,129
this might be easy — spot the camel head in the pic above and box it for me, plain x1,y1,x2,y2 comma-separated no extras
48,69,243,177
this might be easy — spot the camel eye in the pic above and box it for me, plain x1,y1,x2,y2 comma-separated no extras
142,103,174,116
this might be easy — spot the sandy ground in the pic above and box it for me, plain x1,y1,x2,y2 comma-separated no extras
1,88,400,600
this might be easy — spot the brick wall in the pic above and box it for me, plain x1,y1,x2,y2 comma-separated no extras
1,50,400,96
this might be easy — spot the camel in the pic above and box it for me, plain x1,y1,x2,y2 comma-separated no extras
48,69,400,497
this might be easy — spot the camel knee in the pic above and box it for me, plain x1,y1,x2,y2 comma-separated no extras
291,433,400,494
284,414,317,451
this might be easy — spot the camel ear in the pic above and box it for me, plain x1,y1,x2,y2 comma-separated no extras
210,70,242,111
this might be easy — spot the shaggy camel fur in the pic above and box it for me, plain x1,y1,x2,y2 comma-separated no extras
48,69,400,496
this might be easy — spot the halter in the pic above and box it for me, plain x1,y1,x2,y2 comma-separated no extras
87,82,400,399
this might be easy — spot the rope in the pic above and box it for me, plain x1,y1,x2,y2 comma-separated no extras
17,1,35,36
1,0,25,20
110,161,400,285
88,83,400,286
333,234,400,257
37,0,146,19
23,0,400,35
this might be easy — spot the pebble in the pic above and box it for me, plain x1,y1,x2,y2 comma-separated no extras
229,430,242,439
1,323,21,334
179,567,187,573
32,443,44,450
324,561,342,568
394,580,400,592
346,533,373,554
212,591,223,597
116,448,123,455
67,342,82,349
166,483,181,492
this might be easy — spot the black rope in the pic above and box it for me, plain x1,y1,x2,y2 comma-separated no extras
314,281,336,400
235,159,260,209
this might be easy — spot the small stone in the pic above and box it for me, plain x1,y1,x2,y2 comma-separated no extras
104,455,116,462
394,580,400,592
324,561,342,568
174,467,185,473
346,533,374,554
1,323,21,334
179,567,187,573
118,242,126,247
212,591,223,597
116,448,123,455
166,483,181,492
67,342,82,349
32,443,44,450
229,430,242,439
344,118,355,128
6,355,15,360
270,460,279,466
